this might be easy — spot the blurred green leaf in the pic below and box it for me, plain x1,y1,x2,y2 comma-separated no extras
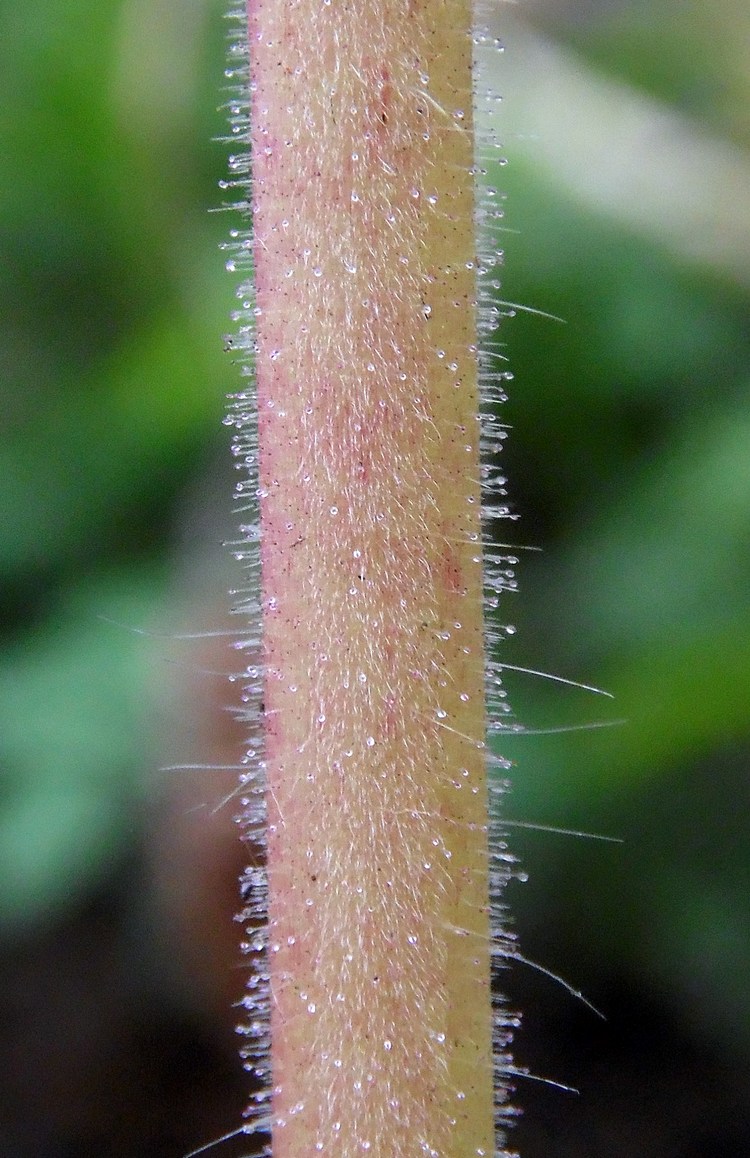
0,570,166,929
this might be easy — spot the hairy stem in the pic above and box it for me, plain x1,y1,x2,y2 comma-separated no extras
247,1,493,1153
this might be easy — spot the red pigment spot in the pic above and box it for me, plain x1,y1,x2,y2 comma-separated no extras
378,66,392,128
438,536,464,596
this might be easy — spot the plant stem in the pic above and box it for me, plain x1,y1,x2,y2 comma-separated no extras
247,1,494,1153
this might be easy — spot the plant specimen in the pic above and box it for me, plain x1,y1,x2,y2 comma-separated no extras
221,3,517,1155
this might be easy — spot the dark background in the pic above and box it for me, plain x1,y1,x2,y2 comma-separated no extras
0,1,748,1155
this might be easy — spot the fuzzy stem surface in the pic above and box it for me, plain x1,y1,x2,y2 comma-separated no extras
248,1,493,1153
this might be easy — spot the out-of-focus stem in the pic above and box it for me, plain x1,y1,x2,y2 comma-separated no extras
248,1,492,1153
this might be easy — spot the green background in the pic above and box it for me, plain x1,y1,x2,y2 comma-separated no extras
0,0,748,1154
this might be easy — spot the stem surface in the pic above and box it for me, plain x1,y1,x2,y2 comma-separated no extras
248,2,493,1153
